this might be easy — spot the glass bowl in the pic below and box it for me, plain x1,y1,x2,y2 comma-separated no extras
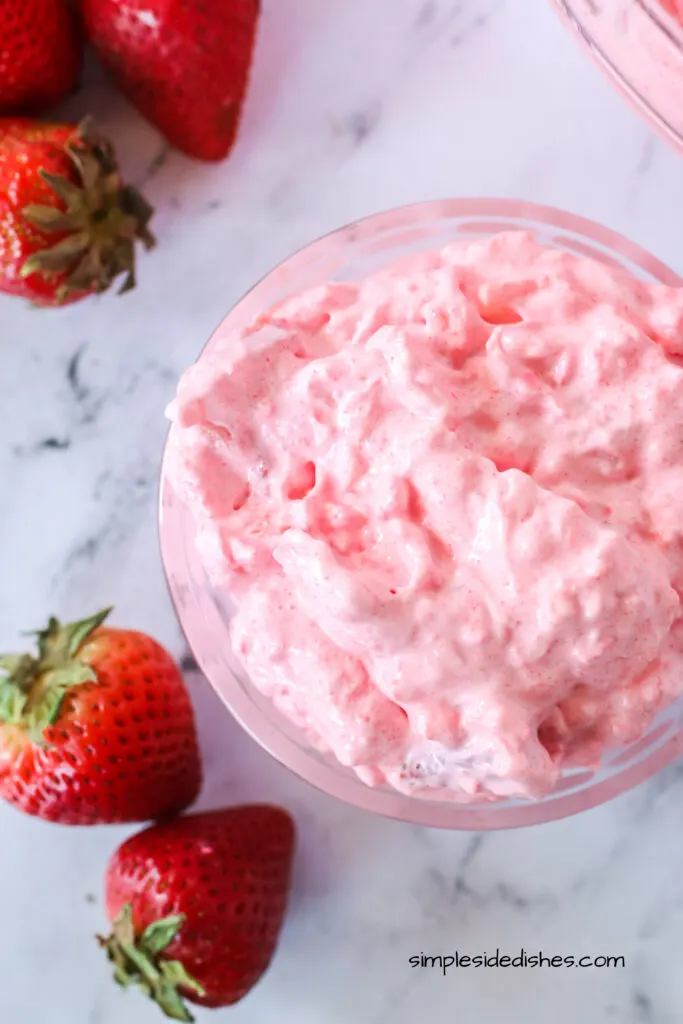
159,198,683,830
550,0,683,154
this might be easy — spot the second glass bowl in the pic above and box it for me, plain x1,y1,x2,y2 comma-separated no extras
160,198,683,830
551,0,683,154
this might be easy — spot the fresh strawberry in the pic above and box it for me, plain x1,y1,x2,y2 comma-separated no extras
0,608,201,825
0,0,82,115
80,0,260,161
0,117,155,305
99,806,295,1019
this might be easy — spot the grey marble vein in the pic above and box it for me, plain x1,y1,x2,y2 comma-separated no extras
65,344,106,426
633,989,655,1023
339,101,383,147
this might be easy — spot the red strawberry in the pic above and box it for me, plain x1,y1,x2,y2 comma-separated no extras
0,117,155,306
0,608,201,825
80,0,260,161
0,0,82,115
99,806,296,1019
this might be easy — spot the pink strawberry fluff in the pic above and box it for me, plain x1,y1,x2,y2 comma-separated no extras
166,231,683,802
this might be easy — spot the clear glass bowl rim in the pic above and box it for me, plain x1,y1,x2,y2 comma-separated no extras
159,197,683,831
551,0,683,152
620,0,682,46
556,0,683,49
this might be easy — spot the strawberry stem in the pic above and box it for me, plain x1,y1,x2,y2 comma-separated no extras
20,120,156,302
0,608,112,742
98,904,205,1022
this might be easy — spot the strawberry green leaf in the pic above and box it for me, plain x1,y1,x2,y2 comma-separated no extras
0,680,27,724
58,609,112,660
0,655,40,724
98,904,202,1023
112,903,136,947
0,610,111,738
28,688,65,736
35,608,111,664
21,232,91,276
65,137,100,191
38,170,84,210
141,915,186,956
125,942,163,986
24,662,97,741
155,974,197,1022
161,960,206,998
23,204,88,233
44,663,98,691
119,187,156,249
19,121,156,301
117,266,136,296
0,653,39,689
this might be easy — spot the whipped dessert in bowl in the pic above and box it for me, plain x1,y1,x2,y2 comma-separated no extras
551,0,683,153
160,199,683,829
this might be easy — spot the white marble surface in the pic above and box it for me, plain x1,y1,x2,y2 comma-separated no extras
3,1,683,1021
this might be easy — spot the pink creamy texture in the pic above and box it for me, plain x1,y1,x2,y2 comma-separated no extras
166,231,683,802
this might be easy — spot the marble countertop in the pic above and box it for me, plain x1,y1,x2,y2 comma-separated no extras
3,1,683,1022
